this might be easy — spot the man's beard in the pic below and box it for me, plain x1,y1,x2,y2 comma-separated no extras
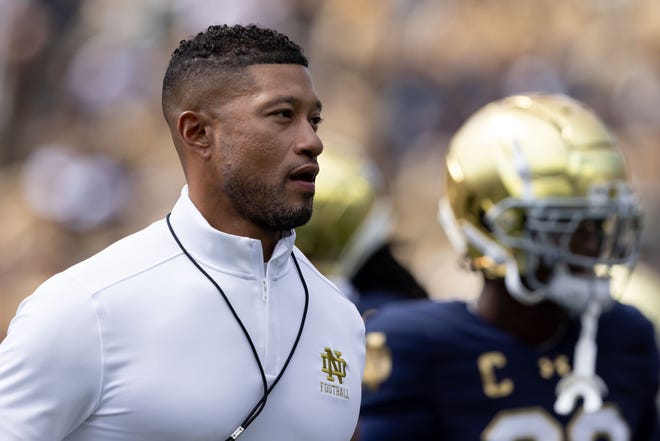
224,173,313,232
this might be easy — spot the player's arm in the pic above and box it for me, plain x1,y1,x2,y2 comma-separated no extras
357,307,440,440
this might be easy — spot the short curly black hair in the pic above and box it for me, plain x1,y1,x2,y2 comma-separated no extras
162,24,308,121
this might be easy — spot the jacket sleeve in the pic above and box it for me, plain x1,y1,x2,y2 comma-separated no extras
0,272,103,440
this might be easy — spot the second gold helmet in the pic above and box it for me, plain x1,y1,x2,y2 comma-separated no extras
296,133,391,281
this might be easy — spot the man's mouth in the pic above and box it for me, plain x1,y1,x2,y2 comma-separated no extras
289,164,319,183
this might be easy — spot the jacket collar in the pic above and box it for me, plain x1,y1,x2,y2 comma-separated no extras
168,186,295,279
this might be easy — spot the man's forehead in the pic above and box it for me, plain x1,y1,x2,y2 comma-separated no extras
245,64,315,88
243,64,321,107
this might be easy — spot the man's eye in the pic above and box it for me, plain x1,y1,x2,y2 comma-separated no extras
310,116,323,126
274,109,294,119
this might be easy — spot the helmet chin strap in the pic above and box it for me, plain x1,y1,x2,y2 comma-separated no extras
543,266,612,314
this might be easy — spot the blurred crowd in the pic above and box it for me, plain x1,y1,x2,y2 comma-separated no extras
2,0,660,339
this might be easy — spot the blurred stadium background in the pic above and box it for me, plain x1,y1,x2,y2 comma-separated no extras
1,0,660,339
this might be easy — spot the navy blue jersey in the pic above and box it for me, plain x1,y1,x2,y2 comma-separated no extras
359,299,660,441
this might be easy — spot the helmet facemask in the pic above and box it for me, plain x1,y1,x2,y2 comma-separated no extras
487,181,642,313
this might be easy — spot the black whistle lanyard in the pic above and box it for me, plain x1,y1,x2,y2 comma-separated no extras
166,213,309,440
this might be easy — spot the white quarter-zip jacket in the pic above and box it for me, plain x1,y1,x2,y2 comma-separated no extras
0,186,366,441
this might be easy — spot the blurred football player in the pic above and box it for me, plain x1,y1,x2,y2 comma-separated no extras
295,133,428,317
358,94,660,440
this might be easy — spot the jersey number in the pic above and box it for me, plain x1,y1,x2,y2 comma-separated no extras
482,405,630,440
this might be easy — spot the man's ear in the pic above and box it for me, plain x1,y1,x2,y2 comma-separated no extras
177,110,213,158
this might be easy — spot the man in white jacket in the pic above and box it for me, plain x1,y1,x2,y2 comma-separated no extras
0,24,365,441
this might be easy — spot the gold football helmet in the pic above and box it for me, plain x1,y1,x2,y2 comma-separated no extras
296,133,391,282
438,94,642,312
